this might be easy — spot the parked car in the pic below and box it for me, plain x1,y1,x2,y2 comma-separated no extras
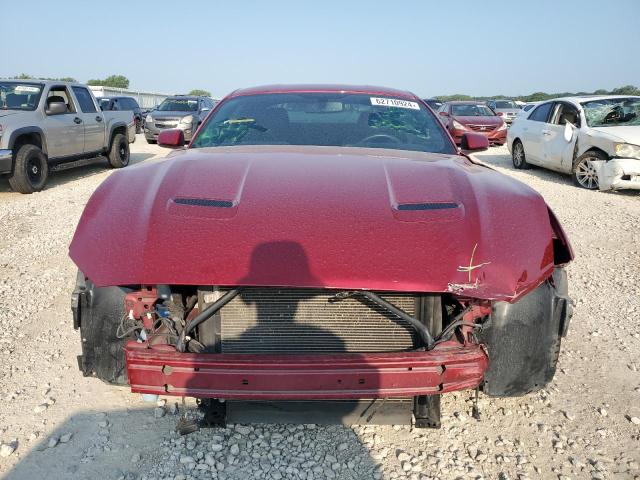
438,101,507,145
507,95,640,190
487,99,521,125
144,95,215,144
422,98,443,111
70,84,573,429
516,102,540,118
98,96,143,134
0,80,136,193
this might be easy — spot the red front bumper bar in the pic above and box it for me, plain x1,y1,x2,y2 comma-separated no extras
125,342,488,400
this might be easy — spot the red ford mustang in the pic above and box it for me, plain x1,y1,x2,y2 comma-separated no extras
70,85,573,428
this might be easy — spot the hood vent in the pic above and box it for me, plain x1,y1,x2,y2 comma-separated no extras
396,202,458,211
174,198,234,208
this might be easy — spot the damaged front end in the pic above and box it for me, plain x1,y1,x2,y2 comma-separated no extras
72,270,573,427
592,157,640,191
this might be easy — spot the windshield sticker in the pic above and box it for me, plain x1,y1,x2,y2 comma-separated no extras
15,86,41,93
370,97,420,110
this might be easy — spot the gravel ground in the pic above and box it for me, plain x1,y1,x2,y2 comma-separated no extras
0,139,638,480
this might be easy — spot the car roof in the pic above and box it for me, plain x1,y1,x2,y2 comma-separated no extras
0,79,83,87
167,95,201,100
539,95,640,105
445,100,487,105
228,84,416,99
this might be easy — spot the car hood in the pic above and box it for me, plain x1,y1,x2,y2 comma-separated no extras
589,125,640,145
69,145,557,301
454,116,503,126
150,111,194,119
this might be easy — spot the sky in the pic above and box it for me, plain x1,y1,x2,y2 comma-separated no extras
1,0,638,99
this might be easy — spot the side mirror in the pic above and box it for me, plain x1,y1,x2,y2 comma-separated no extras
563,122,575,142
45,102,67,115
158,129,185,148
460,132,489,152
496,112,503,116
439,111,449,117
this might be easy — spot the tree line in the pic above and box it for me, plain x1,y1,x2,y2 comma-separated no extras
12,73,636,102
11,74,211,96
433,85,640,102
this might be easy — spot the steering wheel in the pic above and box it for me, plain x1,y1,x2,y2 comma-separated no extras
357,134,401,145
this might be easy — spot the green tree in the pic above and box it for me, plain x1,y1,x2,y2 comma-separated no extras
610,85,640,96
12,73,77,82
434,94,472,101
87,75,130,89
188,89,211,96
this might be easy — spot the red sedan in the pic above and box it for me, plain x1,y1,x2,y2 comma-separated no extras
438,101,507,146
70,85,572,429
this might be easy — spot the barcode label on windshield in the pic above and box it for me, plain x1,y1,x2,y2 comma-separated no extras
370,97,420,110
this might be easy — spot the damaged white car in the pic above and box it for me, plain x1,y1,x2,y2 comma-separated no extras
507,95,640,190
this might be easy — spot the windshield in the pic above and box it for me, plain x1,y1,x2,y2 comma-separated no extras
0,82,44,111
451,104,495,117
157,98,198,112
494,100,518,109
190,93,455,154
423,99,443,110
581,97,640,127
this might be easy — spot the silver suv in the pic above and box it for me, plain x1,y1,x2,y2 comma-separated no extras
144,95,216,144
0,80,136,193
487,99,521,125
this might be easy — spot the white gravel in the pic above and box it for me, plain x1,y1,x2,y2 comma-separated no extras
0,139,639,479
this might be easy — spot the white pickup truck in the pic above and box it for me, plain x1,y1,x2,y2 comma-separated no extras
0,80,136,193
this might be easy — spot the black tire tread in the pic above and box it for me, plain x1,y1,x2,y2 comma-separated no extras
108,133,130,168
8,144,49,194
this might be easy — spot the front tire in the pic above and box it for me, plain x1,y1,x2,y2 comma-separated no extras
108,133,130,168
511,140,529,169
146,137,157,144
8,144,49,194
573,151,604,190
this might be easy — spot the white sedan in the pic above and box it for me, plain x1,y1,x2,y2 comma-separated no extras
507,96,640,190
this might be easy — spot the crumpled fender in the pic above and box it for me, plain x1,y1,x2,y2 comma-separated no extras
592,158,640,191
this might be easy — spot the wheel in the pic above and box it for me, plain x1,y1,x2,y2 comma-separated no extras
573,151,604,190
135,119,142,134
8,144,49,194
146,137,157,144
108,133,130,168
511,140,529,169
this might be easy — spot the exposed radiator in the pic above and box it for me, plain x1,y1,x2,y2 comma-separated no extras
218,288,418,354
